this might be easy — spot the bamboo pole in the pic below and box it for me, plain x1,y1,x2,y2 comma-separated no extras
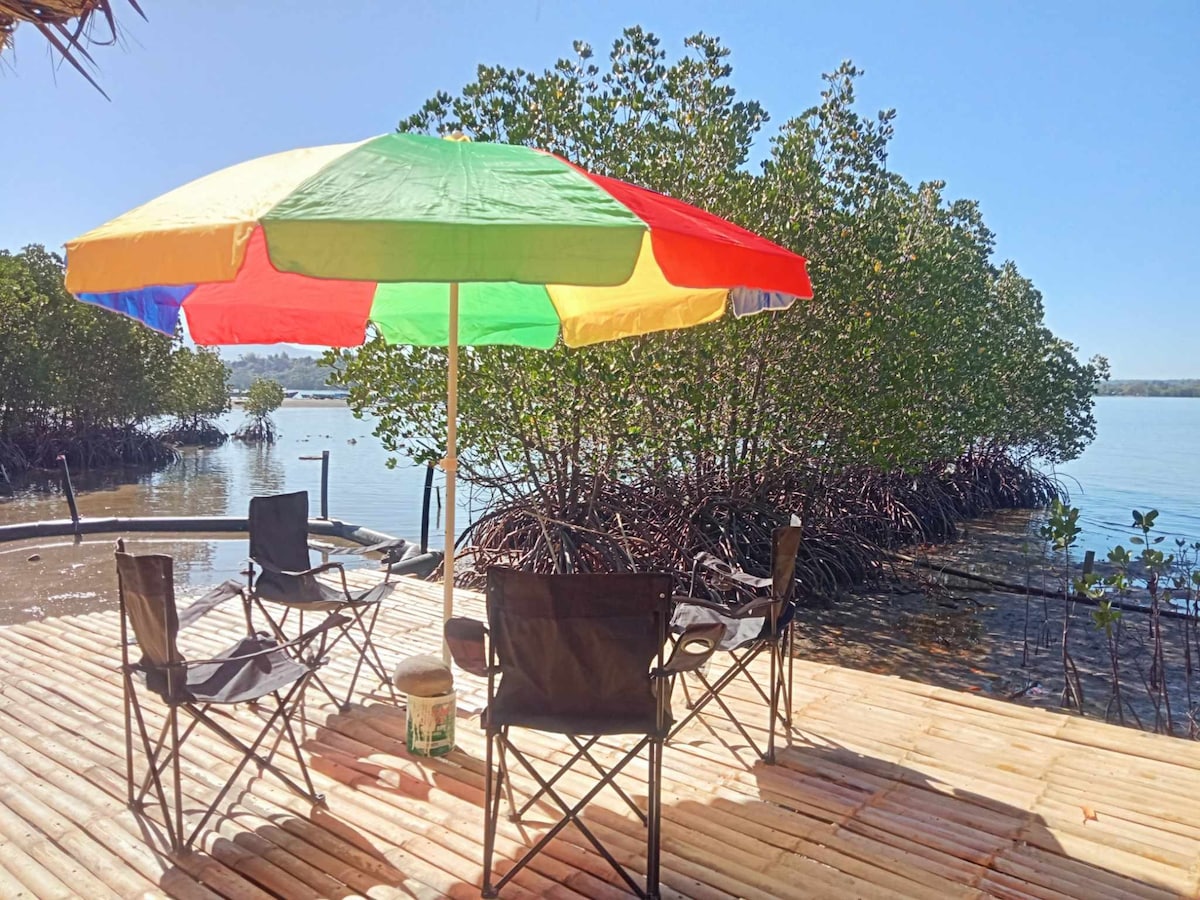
0,858,38,899
442,280,460,665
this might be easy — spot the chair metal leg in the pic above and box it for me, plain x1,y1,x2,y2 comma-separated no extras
669,649,769,759
511,735,645,825
495,736,651,898
679,663,695,709
571,735,647,825
784,623,796,738
338,602,395,709
126,689,182,851
278,688,325,804
646,736,663,899
126,673,324,853
495,731,517,821
241,594,256,637
248,597,388,711
668,629,795,764
170,706,183,853
482,724,500,898
182,679,320,849
766,641,779,765
122,670,135,808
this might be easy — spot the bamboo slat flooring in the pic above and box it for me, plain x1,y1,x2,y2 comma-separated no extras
0,570,1197,899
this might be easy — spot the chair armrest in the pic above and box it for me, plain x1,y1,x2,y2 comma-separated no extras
663,623,724,675
676,591,776,620
445,617,490,677
352,538,409,555
696,553,772,591
728,595,780,618
250,556,353,599
251,556,346,579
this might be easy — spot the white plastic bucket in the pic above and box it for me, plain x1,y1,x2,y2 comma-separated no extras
406,690,456,757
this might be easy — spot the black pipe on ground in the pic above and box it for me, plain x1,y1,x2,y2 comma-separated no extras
0,514,443,578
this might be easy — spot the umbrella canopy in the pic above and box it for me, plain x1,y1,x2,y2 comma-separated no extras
66,132,814,651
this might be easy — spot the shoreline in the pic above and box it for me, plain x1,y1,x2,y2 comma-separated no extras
233,397,349,408
4,459,1196,737
796,509,1197,736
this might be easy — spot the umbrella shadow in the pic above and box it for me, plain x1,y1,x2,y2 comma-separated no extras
301,699,652,896
170,781,450,899
477,711,1191,899
245,694,1192,899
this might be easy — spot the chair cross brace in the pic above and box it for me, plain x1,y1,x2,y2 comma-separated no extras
486,728,658,898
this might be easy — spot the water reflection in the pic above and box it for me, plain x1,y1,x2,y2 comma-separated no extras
1056,397,1200,552
242,441,288,498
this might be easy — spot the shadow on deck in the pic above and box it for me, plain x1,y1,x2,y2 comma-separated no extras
0,574,1195,898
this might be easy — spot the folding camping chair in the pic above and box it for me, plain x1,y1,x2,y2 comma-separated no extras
445,568,721,899
669,524,803,763
244,491,397,710
116,542,343,852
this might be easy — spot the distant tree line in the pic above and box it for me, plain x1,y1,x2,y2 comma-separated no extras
1097,380,1200,398
0,245,231,477
226,353,331,391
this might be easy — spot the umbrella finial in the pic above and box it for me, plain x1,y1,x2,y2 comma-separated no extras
445,131,472,143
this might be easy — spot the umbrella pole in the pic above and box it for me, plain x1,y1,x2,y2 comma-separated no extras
442,282,460,664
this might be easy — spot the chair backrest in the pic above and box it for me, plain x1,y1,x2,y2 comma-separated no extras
115,549,183,671
771,525,803,603
249,491,312,597
485,568,671,735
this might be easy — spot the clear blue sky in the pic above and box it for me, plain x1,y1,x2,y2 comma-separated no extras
2,1,1196,378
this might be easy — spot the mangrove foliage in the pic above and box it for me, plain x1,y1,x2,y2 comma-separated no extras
234,378,285,444
0,245,232,477
322,28,1108,588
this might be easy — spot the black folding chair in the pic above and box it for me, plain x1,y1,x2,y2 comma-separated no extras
445,568,720,899
245,491,396,710
116,542,344,852
669,524,803,763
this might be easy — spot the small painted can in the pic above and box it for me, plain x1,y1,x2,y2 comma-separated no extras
406,690,456,757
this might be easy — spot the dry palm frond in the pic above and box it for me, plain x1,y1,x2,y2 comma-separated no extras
0,1,146,97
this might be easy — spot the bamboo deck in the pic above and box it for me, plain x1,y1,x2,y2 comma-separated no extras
0,570,1197,899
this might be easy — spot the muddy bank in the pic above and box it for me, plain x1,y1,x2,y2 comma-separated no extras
797,509,1199,738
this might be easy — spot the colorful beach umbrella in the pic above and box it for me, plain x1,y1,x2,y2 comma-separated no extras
66,132,814,641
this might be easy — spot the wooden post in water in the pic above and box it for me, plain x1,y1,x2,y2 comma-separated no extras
320,450,330,520
57,455,80,536
420,464,434,554
1078,549,1096,598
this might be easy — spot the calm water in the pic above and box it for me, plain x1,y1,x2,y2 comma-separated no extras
1055,397,1200,554
0,404,485,621
1,396,1197,620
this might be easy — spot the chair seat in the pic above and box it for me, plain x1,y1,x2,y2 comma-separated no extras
671,603,766,651
488,703,667,736
140,633,308,704
255,575,391,611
